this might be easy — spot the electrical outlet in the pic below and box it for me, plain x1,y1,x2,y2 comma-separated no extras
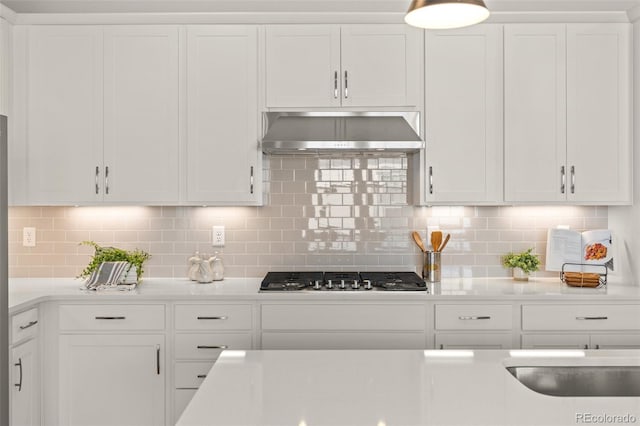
23,227,36,247
212,226,225,247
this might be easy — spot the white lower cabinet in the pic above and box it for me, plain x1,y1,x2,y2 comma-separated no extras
435,333,513,350
260,303,427,349
11,339,40,426
434,304,515,349
521,303,640,349
10,307,41,426
522,333,640,350
58,334,165,426
172,303,254,424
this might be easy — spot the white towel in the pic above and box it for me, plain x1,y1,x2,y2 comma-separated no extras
84,261,136,291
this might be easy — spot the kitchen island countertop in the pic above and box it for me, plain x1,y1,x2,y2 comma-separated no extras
9,276,640,313
176,348,640,426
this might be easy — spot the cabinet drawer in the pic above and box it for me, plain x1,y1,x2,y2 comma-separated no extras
174,333,252,360
174,361,215,388
175,304,252,330
174,389,197,425
261,304,426,331
435,305,512,330
522,305,640,331
11,308,39,344
59,304,165,331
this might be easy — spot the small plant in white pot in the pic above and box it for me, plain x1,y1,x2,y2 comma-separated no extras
502,248,540,281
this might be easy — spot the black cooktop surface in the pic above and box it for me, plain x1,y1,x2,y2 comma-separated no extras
260,271,427,292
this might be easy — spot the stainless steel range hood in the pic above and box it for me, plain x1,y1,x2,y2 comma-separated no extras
261,112,423,154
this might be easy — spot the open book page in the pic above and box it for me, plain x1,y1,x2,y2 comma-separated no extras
545,229,582,271
581,230,613,266
546,228,613,273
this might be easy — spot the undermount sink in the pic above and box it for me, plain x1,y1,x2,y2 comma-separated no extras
507,366,640,397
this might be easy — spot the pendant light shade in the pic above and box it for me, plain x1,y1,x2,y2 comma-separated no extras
405,0,490,30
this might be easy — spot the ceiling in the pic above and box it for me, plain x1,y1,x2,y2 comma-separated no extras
2,0,640,14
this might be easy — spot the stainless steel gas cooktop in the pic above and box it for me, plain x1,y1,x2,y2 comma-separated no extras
260,271,428,292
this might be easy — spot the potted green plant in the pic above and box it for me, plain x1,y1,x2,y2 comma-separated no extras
78,241,151,282
502,248,540,281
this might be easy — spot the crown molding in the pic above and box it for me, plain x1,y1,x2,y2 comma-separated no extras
12,10,633,25
0,5,18,24
628,5,640,21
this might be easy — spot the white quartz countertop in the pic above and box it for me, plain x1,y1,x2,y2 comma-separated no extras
8,276,640,313
177,349,640,426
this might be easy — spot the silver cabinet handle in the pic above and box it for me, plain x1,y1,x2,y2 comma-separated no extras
429,166,433,194
584,344,589,350
333,71,339,99
95,166,100,195
156,344,160,375
19,320,38,330
439,344,444,350
197,345,228,349
570,165,575,194
595,344,600,350
105,166,110,195
458,316,491,320
14,358,23,392
344,70,348,98
197,316,228,320
197,374,207,379
560,166,565,194
95,316,126,320
576,316,608,320
250,166,254,194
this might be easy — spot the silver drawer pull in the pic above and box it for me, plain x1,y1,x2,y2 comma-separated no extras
197,316,228,320
95,316,126,320
197,374,207,379
458,316,491,320
576,316,608,320
197,345,228,350
19,320,38,330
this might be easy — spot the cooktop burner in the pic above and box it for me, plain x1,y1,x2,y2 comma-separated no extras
260,271,427,292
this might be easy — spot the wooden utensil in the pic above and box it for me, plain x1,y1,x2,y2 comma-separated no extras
431,231,442,252
438,234,451,252
411,231,426,253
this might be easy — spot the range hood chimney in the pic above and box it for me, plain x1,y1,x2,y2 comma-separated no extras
261,112,423,154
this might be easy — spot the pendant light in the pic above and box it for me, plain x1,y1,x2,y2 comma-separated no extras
405,0,490,30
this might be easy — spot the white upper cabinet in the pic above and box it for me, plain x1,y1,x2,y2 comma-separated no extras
505,23,631,204
16,25,180,205
340,25,420,107
186,26,261,205
22,26,104,205
103,26,180,204
424,25,503,204
504,24,567,203
265,24,421,108
265,25,340,108
566,24,631,204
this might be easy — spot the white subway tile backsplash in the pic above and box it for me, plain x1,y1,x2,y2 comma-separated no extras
8,155,609,279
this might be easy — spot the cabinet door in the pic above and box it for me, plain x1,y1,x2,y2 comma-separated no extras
59,334,164,426
103,26,180,204
25,26,103,204
590,334,640,350
11,339,40,426
265,25,340,107
504,25,567,203
0,18,10,116
435,333,513,349
521,334,590,349
186,26,260,204
425,25,502,203
566,24,631,203
341,25,421,107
